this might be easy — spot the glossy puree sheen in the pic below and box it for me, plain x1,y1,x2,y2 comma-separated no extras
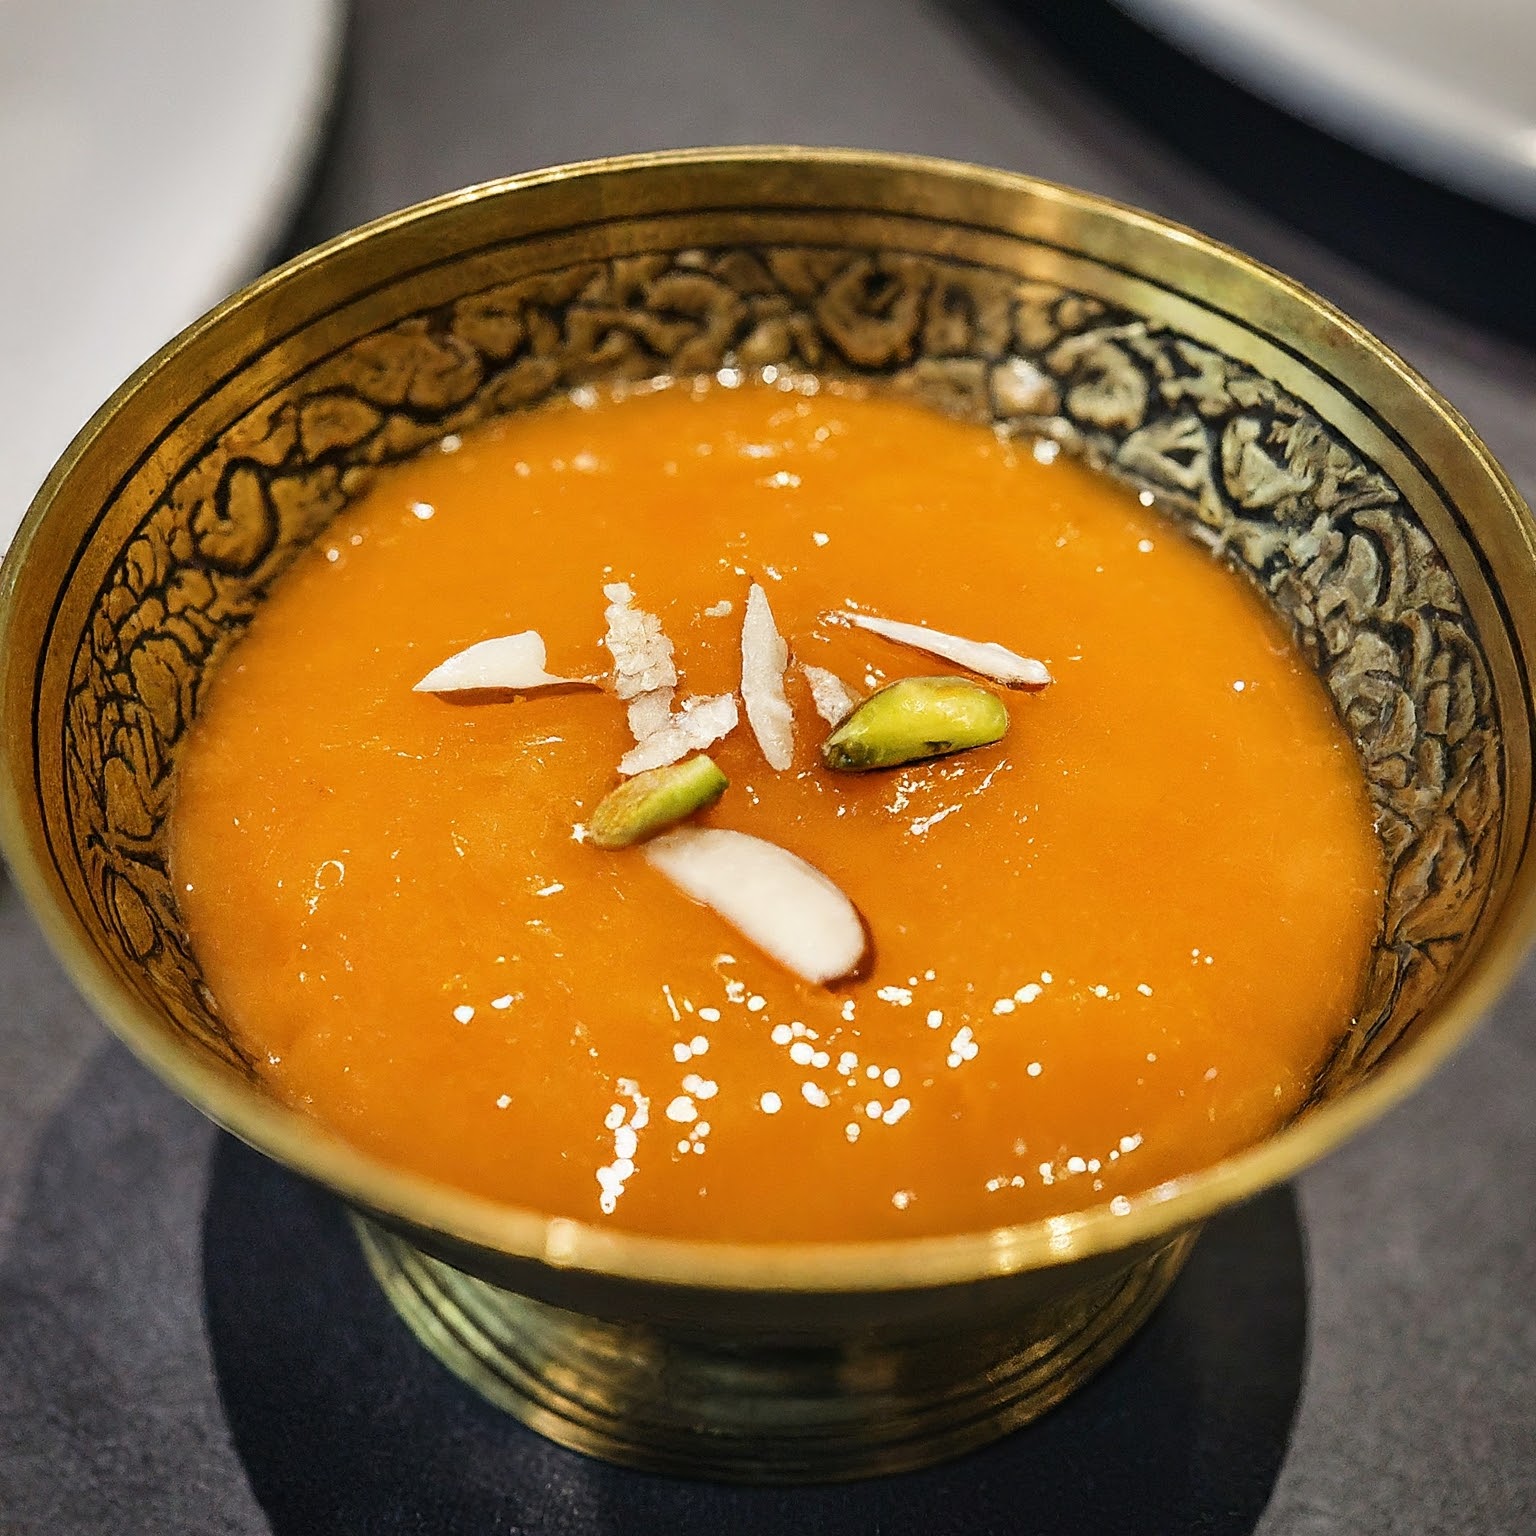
170,380,1384,1242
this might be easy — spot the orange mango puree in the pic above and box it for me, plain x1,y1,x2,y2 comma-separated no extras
170,380,1383,1241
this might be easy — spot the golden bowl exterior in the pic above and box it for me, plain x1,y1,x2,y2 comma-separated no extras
3,149,1535,1479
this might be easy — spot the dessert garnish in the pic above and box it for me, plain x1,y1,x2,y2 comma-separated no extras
740,582,794,770
603,581,678,741
413,631,592,694
617,693,739,776
587,754,729,848
834,611,1053,690
643,827,867,984
802,663,862,725
821,675,1009,771
415,585,1039,983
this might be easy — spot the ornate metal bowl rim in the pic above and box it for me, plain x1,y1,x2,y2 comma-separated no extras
4,146,1534,1293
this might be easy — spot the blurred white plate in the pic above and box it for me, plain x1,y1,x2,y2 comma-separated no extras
0,0,342,555
1113,0,1536,217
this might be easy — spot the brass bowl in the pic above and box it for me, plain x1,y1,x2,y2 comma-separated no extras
3,148,1535,1483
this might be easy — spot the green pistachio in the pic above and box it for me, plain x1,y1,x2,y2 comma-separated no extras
587,754,728,848
820,675,1008,772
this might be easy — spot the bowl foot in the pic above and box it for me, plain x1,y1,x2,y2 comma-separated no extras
353,1216,1197,1482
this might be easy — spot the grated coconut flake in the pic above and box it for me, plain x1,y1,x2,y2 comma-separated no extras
618,694,739,776
626,689,674,743
603,583,677,700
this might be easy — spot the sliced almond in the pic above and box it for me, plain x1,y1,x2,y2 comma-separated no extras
802,663,862,725
603,582,678,701
836,611,1053,691
644,827,866,985
413,631,592,694
741,582,794,769
619,693,739,776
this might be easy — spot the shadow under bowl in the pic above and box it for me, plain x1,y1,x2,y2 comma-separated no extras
2,148,1534,1482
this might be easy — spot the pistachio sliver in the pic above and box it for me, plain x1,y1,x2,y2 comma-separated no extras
821,675,1008,772
587,754,728,848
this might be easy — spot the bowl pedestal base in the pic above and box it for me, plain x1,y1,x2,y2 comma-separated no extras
354,1216,1197,1483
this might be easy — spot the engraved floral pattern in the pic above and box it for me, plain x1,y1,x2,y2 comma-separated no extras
61,246,1500,1091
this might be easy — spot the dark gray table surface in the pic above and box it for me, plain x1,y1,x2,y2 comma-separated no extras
3,2,1534,1531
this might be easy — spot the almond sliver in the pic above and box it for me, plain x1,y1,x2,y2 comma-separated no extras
644,827,866,985
840,612,1053,691
413,632,590,693
741,582,794,769
619,693,739,776
802,664,862,725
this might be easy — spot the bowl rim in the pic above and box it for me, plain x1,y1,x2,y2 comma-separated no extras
4,144,1535,1293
